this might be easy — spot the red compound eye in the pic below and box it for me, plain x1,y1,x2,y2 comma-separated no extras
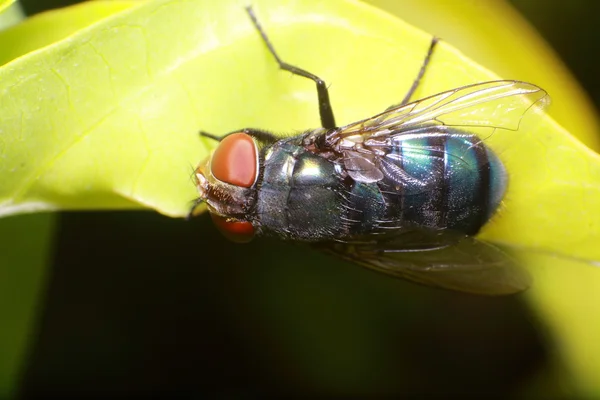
210,214,255,243
211,132,258,187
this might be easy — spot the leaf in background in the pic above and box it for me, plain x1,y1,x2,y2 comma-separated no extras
0,0,15,15
0,214,54,398
0,0,24,31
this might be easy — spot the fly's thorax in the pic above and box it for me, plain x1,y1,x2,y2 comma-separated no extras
254,136,349,241
301,127,328,147
301,127,339,154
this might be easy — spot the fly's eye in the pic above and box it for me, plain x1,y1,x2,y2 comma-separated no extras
210,214,255,243
211,132,258,188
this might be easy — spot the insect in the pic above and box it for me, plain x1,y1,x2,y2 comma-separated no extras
189,6,549,295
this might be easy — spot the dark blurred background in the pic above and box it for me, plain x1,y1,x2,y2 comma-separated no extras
16,0,599,397
510,0,600,112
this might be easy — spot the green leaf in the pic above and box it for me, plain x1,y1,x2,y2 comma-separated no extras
0,0,593,222
1,0,598,254
0,214,54,398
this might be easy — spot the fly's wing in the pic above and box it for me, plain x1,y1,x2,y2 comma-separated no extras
318,229,531,295
331,80,549,184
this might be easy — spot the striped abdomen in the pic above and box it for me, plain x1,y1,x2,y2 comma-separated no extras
373,132,506,235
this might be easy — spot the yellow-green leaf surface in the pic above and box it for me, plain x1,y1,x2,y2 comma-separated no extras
2,0,598,252
0,0,599,394
0,0,16,17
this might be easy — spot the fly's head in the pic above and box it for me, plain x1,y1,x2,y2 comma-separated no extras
193,132,259,243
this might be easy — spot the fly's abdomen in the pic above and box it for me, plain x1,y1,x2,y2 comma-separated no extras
388,132,506,235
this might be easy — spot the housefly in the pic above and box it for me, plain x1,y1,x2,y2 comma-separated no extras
189,6,549,295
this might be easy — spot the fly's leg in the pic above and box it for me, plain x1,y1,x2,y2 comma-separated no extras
388,37,439,110
401,37,439,105
246,6,336,130
199,128,279,145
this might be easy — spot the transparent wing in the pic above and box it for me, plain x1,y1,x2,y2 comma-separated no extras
330,80,549,184
339,80,549,137
318,229,531,295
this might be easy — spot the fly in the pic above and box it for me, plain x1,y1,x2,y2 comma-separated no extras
189,6,549,295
